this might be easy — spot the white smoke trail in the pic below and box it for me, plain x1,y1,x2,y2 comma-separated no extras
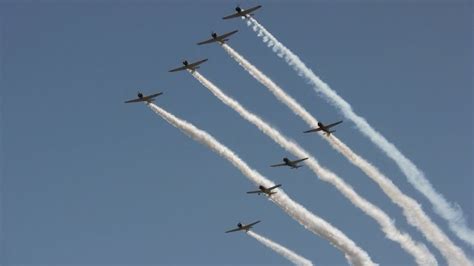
245,16,474,248
147,103,375,266
220,43,470,264
247,230,313,266
190,71,442,266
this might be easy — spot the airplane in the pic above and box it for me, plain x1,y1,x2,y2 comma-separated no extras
124,91,163,104
270,157,308,169
197,30,238,45
304,120,343,136
225,220,261,233
246,184,282,196
168,59,208,73
222,5,262,20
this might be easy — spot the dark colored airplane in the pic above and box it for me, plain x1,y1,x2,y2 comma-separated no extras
304,121,343,136
247,184,282,196
124,92,163,104
222,5,262,20
271,157,308,169
225,220,261,233
168,59,208,73
197,30,238,45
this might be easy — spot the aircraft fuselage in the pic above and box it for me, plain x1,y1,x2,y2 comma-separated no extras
283,158,299,168
317,122,329,132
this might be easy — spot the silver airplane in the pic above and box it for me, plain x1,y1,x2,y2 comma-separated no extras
271,157,308,169
124,91,163,104
168,59,208,73
246,184,282,196
222,5,262,20
225,220,261,233
304,120,343,136
197,30,238,45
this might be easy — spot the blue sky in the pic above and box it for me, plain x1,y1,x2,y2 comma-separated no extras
1,1,472,265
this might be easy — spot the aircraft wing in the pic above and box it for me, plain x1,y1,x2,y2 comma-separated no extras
187,58,208,68
197,38,217,45
219,30,238,40
124,98,145,103
244,5,262,15
268,184,282,190
222,12,242,20
247,220,261,227
326,120,343,129
293,157,309,164
270,162,287,167
246,190,261,194
225,227,243,233
168,65,188,72
148,92,163,98
304,128,322,133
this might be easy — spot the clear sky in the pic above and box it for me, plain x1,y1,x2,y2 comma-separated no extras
1,1,472,265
